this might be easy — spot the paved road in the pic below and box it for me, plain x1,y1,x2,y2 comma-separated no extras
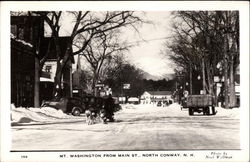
12,104,240,151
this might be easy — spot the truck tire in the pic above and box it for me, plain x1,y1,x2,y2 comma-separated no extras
189,108,193,115
203,107,209,115
211,106,216,115
207,107,210,115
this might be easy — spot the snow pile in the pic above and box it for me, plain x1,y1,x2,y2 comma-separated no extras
216,107,240,118
11,33,33,47
120,103,240,119
121,104,136,109
168,103,182,109
11,106,80,125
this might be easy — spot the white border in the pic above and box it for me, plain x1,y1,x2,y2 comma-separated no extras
1,1,249,162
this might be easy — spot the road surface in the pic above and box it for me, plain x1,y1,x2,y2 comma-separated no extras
11,104,240,151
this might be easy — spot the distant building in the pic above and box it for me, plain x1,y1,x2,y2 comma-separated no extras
140,91,173,104
128,97,139,104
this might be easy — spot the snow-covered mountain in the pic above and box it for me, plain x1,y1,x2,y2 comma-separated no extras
139,69,175,81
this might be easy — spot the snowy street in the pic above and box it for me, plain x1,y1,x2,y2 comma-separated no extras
11,103,240,151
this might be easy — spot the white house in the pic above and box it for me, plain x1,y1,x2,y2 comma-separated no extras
140,91,173,104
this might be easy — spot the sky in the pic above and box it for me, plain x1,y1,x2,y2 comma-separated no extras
123,12,173,76
124,12,175,76
52,11,176,76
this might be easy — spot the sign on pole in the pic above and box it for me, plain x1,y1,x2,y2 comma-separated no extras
95,84,104,88
214,76,220,83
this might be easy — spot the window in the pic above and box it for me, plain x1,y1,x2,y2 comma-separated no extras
18,27,24,40
11,25,17,37
45,65,52,73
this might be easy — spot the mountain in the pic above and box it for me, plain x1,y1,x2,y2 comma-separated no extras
161,73,175,80
139,68,175,81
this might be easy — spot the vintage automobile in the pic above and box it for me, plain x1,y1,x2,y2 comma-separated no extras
157,101,162,107
182,95,216,116
41,95,121,118
41,97,86,116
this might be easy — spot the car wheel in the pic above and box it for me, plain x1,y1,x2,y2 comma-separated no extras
203,108,207,115
188,108,193,115
72,107,81,116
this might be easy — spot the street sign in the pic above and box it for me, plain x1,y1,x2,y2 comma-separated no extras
123,83,130,89
214,76,220,82
72,90,79,93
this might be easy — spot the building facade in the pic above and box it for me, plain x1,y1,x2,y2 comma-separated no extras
141,91,173,104
11,15,74,107
11,16,44,107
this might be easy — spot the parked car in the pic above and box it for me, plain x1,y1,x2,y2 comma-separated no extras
41,97,86,116
157,101,162,107
41,95,121,117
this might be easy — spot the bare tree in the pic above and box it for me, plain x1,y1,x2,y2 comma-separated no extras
75,30,129,95
34,11,143,99
216,11,239,108
164,11,239,108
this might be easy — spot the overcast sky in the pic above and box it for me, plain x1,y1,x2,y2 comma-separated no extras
60,12,176,76
124,11,175,76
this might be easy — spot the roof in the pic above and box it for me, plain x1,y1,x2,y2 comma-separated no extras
145,91,173,96
39,37,74,63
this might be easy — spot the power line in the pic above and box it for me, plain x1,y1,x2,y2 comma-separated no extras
127,36,173,45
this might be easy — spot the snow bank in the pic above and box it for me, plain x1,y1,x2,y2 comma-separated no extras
120,103,239,119
11,33,33,47
167,103,182,109
121,104,136,109
215,107,240,118
11,106,80,125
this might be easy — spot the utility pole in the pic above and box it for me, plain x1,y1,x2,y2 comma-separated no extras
189,61,193,95
34,57,40,107
202,56,206,94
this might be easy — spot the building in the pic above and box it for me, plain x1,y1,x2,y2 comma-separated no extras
11,16,44,107
127,97,140,104
39,37,74,102
140,91,173,104
11,36,35,107
11,15,74,107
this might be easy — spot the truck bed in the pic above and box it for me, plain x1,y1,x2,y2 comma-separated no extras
185,95,214,108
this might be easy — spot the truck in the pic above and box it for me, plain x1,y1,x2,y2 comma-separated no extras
182,95,216,116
